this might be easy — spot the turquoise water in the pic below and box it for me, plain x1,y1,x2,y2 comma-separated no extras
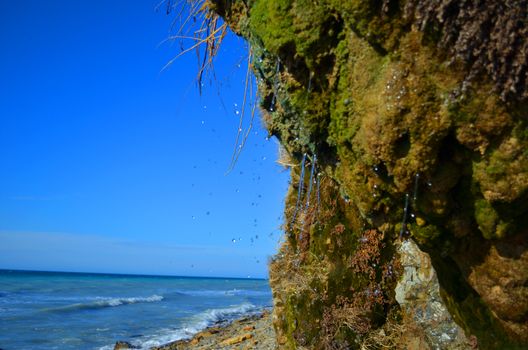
0,269,272,349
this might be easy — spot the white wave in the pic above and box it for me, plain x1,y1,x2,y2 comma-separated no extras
95,295,164,307
111,302,262,350
44,294,164,312
178,288,271,297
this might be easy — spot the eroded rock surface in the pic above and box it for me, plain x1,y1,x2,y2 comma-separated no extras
207,0,528,348
396,239,471,350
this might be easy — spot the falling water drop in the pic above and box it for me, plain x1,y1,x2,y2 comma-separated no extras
413,173,420,202
399,194,410,240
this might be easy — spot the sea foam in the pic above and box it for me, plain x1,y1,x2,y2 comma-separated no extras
118,302,263,350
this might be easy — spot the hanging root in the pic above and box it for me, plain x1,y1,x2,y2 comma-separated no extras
162,0,228,93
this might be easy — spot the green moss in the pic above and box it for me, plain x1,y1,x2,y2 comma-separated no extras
212,0,528,348
474,199,500,239
411,223,441,245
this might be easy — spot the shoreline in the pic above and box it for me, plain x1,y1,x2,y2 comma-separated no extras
114,310,276,350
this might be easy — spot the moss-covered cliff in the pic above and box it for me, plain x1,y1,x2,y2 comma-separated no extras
208,1,528,348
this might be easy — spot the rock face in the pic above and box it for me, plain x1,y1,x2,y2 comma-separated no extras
208,0,528,349
395,239,471,350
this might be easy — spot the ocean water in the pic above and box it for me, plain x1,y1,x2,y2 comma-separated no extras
0,270,272,350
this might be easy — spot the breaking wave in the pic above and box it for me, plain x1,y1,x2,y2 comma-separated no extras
43,295,164,313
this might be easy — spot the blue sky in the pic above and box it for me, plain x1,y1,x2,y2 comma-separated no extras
0,1,289,278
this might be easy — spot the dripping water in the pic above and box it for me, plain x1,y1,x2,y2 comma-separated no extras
412,173,420,203
304,155,317,210
270,59,281,112
399,193,410,240
316,172,321,213
291,153,307,227
301,155,317,229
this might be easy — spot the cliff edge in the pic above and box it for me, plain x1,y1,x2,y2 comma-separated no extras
206,1,528,348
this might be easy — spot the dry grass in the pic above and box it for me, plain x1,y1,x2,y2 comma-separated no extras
161,0,228,93
162,0,258,172
226,50,257,173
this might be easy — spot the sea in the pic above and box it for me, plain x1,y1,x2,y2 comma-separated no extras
0,269,272,350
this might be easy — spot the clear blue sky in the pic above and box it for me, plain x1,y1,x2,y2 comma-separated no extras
0,1,289,278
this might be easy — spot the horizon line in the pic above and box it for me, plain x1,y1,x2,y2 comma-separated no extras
0,268,269,281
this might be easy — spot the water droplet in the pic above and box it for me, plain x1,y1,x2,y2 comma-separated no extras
232,238,237,243
206,211,210,215
235,110,240,115
262,156,267,161
201,120,205,125
192,216,195,220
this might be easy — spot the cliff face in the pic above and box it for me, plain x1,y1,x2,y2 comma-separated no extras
209,1,528,349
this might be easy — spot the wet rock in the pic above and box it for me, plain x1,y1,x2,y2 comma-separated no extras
219,333,253,346
114,341,139,350
206,0,528,348
396,239,471,350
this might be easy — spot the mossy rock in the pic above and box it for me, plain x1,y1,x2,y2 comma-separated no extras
210,0,528,348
